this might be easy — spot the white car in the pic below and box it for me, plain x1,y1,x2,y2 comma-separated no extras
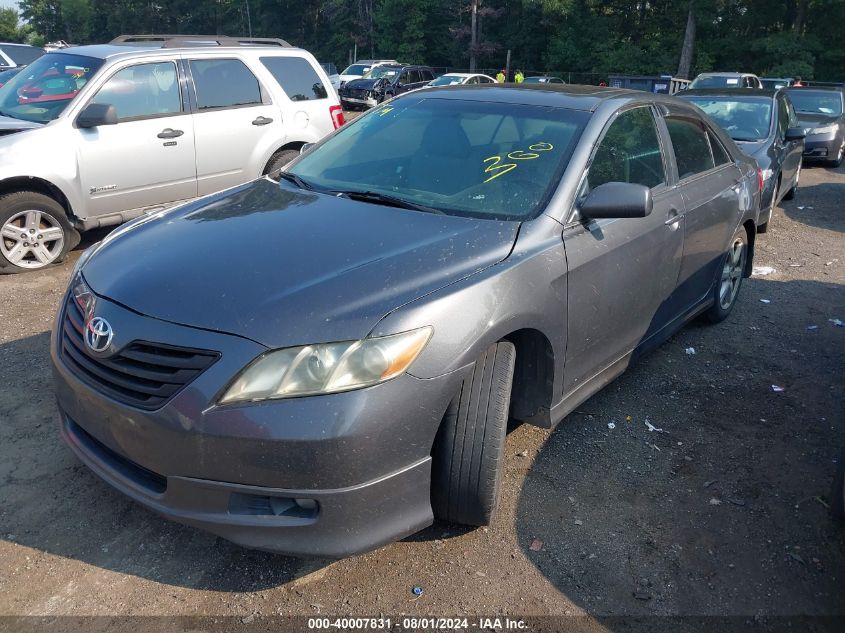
427,72,497,87
337,59,398,88
0,35,344,273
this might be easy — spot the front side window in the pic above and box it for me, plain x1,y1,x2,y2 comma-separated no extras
666,117,716,179
261,56,327,102
589,107,666,190
190,59,262,110
0,52,104,123
289,97,589,220
91,62,181,121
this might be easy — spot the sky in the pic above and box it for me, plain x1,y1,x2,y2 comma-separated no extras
1,1,19,10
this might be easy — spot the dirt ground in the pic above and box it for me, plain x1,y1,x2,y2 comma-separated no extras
0,162,843,632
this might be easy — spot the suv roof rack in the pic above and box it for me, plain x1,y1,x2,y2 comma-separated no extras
110,35,292,48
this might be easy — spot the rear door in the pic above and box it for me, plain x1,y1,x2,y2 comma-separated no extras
187,57,281,196
76,59,197,217
563,105,685,392
661,110,742,315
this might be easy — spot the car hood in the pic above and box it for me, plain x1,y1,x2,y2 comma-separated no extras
795,112,840,129
82,179,520,349
0,115,41,135
342,78,384,91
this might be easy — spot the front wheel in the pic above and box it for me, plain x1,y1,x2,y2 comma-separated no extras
263,149,300,180
703,226,747,324
431,341,516,526
0,191,76,273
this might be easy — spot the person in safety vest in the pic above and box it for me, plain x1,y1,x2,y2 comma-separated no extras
496,69,506,83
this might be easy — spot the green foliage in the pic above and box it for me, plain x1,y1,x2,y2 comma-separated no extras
11,0,845,81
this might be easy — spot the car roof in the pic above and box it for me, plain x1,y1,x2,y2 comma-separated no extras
695,72,754,77
681,88,778,98
45,42,310,62
403,83,670,111
442,72,485,78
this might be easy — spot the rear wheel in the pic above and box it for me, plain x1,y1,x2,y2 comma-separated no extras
703,225,747,324
263,149,300,180
431,341,516,526
0,191,76,273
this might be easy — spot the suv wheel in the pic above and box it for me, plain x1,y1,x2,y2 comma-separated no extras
0,192,75,273
263,150,300,180
431,341,516,526
703,225,747,324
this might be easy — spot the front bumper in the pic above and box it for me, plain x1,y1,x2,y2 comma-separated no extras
802,135,842,160
340,95,378,108
51,292,460,557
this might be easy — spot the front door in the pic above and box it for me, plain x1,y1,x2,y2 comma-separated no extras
563,106,684,394
77,60,197,217
776,93,803,190
188,57,281,196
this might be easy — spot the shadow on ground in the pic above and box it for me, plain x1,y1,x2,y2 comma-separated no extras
515,277,845,618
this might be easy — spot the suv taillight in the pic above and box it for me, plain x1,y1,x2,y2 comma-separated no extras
757,167,764,193
330,105,345,129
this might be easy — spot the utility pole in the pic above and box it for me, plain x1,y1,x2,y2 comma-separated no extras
469,0,478,72
244,0,253,37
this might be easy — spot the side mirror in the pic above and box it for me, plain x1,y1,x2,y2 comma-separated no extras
785,126,805,141
300,143,315,155
77,103,118,129
580,182,653,219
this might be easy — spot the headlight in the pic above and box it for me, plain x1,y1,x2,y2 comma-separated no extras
810,124,838,135
219,327,432,404
71,274,96,321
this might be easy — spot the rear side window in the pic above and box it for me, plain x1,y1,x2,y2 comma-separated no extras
589,107,666,190
421,69,435,82
708,130,732,165
666,117,715,179
261,56,327,101
190,59,262,109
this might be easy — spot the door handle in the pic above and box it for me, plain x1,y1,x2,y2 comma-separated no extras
157,128,184,139
665,208,681,226
252,116,273,126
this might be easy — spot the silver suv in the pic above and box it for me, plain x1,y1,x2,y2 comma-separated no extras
0,35,343,272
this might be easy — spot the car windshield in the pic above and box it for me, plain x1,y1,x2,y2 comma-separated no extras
690,76,741,89
0,52,103,123
685,96,772,141
787,90,843,115
363,66,400,80
289,97,588,220
341,64,372,76
1,44,44,66
430,75,465,86
761,79,790,90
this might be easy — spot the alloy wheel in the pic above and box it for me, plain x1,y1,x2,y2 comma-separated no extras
719,238,745,310
0,209,65,269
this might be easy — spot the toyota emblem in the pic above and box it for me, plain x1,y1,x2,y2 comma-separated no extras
85,316,113,353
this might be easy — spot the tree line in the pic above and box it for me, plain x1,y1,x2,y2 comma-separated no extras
6,1,844,81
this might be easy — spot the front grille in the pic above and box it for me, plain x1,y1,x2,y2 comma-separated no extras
60,295,220,410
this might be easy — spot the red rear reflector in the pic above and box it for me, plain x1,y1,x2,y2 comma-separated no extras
330,105,345,129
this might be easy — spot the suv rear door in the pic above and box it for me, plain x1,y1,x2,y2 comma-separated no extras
187,57,280,196
76,59,197,217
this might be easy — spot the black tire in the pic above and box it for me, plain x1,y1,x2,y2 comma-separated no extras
263,149,300,180
824,140,844,168
431,341,516,526
703,225,748,324
831,449,845,521
0,191,77,274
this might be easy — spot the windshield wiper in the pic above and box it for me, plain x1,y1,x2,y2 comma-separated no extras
276,171,314,191
334,190,445,215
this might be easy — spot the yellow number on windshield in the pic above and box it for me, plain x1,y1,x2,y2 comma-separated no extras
483,155,517,183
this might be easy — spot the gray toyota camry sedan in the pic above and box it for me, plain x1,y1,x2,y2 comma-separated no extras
52,85,761,557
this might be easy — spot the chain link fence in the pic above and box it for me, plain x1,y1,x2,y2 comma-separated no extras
430,68,607,85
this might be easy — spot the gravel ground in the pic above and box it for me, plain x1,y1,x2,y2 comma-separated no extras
0,162,843,632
